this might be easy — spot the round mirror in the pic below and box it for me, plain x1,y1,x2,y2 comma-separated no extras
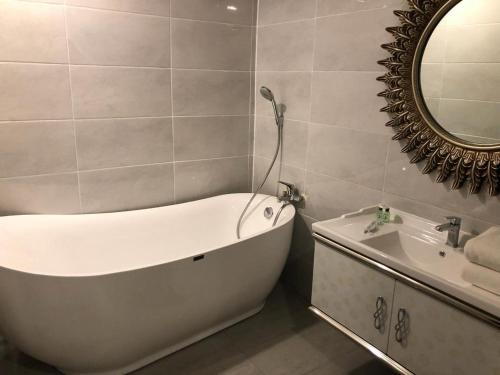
420,0,500,146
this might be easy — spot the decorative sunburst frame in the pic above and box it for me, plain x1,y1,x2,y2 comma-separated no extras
377,0,500,196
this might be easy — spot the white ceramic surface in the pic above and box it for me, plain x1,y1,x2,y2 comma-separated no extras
313,207,500,318
0,194,295,375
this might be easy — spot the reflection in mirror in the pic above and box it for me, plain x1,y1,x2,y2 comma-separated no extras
420,0,500,145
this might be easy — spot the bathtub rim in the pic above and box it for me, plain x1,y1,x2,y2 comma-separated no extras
0,194,295,278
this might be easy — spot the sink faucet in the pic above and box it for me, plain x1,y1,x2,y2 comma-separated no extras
435,216,462,248
277,181,302,204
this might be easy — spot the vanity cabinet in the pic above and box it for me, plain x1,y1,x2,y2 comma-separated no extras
312,242,395,352
312,239,500,375
388,282,500,375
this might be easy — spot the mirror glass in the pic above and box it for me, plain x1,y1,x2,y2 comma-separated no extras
420,0,500,145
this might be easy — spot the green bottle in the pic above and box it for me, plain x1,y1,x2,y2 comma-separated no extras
376,205,385,225
383,207,391,223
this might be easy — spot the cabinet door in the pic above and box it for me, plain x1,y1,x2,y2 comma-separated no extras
312,241,396,352
388,281,500,375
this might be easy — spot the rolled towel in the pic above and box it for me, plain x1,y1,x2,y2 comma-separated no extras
464,226,500,273
462,263,500,297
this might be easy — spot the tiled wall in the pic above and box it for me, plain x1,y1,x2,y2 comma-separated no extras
421,0,500,143
253,0,500,298
0,0,256,214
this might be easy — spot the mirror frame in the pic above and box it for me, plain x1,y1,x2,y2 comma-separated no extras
377,0,500,196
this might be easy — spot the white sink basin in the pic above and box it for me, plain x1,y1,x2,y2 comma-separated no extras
361,230,469,287
312,206,500,318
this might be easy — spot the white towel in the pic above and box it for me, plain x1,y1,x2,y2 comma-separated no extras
464,226,500,273
462,263,500,296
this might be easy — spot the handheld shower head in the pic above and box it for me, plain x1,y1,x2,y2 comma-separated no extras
259,86,283,127
260,86,275,102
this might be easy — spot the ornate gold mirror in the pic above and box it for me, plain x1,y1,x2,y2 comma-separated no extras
378,0,500,196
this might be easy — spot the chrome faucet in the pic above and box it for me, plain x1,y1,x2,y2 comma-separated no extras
277,181,302,204
435,216,462,248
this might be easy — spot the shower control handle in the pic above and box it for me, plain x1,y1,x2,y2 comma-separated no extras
278,181,302,204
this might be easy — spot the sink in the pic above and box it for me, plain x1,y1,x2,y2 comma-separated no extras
361,230,469,287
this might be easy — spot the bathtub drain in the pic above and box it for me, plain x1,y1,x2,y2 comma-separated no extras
264,207,274,219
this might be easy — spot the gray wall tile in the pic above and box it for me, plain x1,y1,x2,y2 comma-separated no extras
24,0,65,3
254,116,308,169
0,1,68,63
172,70,250,116
310,71,390,134
76,117,173,170
79,163,175,213
257,20,315,71
174,116,249,161
71,66,172,118
66,0,170,16
303,171,383,221
67,7,170,67
314,9,395,71
306,123,388,190
0,173,80,215
171,0,255,25
258,0,316,25
0,63,72,121
317,0,404,17
172,19,252,70
0,121,76,178
175,157,249,203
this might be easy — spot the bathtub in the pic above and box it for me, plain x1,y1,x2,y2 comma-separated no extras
0,193,295,375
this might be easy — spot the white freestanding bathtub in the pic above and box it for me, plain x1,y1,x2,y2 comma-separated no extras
0,194,295,375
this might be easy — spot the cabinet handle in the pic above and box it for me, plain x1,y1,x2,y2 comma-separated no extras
373,296,385,330
395,308,409,343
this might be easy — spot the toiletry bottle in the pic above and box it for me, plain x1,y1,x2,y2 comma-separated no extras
376,205,385,225
383,207,391,223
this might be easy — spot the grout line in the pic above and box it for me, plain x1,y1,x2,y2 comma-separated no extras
0,156,252,182
258,16,317,28
428,97,500,105
314,5,403,21
169,16,253,28
255,114,390,136
175,155,250,164
256,4,398,28
307,120,391,136
254,155,384,195
0,60,391,74
380,190,497,228
0,61,256,73
303,0,319,194
256,69,386,73
23,1,254,27
247,0,257,192
170,16,253,28
251,0,261,193
63,0,83,213
0,171,79,181
169,0,177,204
381,139,392,195
0,115,253,125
